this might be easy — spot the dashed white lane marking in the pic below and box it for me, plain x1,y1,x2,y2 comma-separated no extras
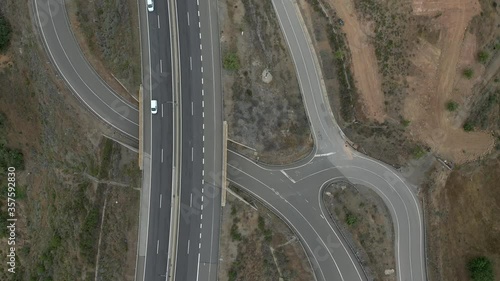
187,12,190,26
191,101,194,115
157,15,160,28
202,100,204,107
200,44,203,50
200,214,203,220
201,66,203,73
202,147,205,153
199,243,201,249
202,170,205,176
202,136,205,142
191,147,194,161
190,56,192,70
198,21,201,28
201,204,204,210
159,194,162,208
190,193,193,207
200,55,203,61
201,89,204,96
160,59,163,73
156,240,160,254
305,199,309,203
202,111,204,118
187,240,191,254
197,10,200,17
199,33,201,39
202,158,205,164
161,103,164,117
201,78,204,84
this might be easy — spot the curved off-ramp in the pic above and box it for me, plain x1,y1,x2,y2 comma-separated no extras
227,0,427,280
33,0,139,140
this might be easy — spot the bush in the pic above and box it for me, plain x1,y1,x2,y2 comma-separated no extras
401,119,411,127
0,14,12,52
412,146,426,159
463,68,474,79
446,101,459,111
223,52,240,70
468,257,494,281
463,122,474,132
345,213,358,226
478,51,490,64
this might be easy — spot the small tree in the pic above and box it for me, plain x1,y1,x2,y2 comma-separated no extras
478,51,490,64
0,14,12,52
223,52,240,71
463,68,474,79
446,101,459,111
468,257,494,281
463,122,474,132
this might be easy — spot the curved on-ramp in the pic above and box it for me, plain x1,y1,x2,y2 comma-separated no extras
33,0,139,140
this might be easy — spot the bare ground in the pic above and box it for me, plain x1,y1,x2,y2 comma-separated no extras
218,187,314,281
0,1,140,280
219,0,313,165
323,182,396,281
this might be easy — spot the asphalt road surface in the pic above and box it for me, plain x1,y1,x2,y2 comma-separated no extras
226,0,427,280
34,0,426,280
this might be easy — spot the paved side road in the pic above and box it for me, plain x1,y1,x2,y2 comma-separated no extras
226,0,427,280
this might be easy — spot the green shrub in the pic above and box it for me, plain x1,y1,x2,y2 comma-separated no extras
463,122,474,132
412,146,426,159
478,51,490,64
468,257,494,281
401,119,411,127
230,224,242,241
223,52,240,70
446,101,459,111
334,50,344,60
463,68,474,79
345,213,358,226
0,14,12,52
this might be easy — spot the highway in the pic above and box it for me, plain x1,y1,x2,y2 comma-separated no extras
33,0,426,280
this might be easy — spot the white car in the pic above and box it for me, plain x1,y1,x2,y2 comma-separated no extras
147,0,154,12
151,99,158,114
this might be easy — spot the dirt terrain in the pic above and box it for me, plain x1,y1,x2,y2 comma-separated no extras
0,1,140,280
424,153,500,281
298,0,497,164
218,187,314,281
66,0,141,103
219,0,313,164
323,182,396,281
297,0,423,166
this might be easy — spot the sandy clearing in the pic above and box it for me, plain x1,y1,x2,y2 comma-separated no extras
325,0,386,122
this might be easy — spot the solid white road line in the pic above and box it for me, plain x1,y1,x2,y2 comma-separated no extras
160,194,162,208
161,148,164,163
156,240,160,254
196,253,201,281
187,12,190,26
187,240,191,254
157,15,160,28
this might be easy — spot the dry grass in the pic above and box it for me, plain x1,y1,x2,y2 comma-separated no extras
0,1,140,280
220,0,313,164
424,153,500,281
218,187,314,281
323,182,396,281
